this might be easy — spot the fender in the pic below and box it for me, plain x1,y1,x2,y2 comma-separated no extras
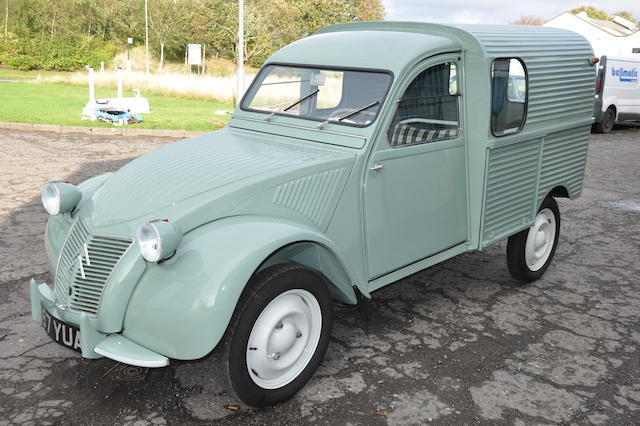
122,215,357,360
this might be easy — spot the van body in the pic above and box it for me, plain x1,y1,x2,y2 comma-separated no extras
31,23,596,406
593,55,640,132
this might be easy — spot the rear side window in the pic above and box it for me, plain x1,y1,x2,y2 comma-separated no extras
491,58,527,136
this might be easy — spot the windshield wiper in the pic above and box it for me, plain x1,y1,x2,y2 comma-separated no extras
264,89,320,121
316,100,380,129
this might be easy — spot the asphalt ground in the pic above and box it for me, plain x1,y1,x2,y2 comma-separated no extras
0,125,639,425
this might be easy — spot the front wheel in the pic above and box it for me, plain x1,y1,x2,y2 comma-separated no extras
507,196,560,282
218,263,333,407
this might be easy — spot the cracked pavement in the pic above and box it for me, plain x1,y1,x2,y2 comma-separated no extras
0,126,639,425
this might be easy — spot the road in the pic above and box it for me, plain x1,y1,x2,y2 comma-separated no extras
0,126,639,425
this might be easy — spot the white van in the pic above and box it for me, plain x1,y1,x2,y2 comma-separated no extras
593,56,640,133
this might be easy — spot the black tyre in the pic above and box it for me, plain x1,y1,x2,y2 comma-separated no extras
507,196,560,283
218,263,333,407
595,106,615,133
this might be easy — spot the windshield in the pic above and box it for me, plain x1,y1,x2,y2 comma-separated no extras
241,65,392,127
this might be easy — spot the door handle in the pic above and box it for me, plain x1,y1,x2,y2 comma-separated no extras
369,162,384,172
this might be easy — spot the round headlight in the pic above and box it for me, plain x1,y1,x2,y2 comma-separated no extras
41,182,82,216
136,220,182,263
137,222,162,262
41,183,61,215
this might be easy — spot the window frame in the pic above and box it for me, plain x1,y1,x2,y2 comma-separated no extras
386,60,462,149
490,57,529,137
239,62,395,129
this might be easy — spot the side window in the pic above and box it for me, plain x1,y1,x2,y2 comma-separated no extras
388,62,460,147
491,58,527,136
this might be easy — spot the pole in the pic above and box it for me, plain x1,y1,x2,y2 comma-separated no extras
87,66,95,105
144,0,149,74
5,0,8,37
236,0,244,105
116,67,123,98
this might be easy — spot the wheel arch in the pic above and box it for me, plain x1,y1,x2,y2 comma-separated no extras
122,215,356,360
256,241,358,305
547,185,570,199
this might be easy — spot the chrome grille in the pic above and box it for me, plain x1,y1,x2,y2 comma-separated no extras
54,218,133,316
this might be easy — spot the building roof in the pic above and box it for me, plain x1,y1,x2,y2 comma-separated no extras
549,12,639,37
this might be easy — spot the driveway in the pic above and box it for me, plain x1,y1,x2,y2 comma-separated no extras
0,127,639,425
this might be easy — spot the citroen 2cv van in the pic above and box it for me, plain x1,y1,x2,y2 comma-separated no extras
31,23,596,406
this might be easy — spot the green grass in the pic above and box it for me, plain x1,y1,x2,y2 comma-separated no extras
0,82,234,131
0,69,71,79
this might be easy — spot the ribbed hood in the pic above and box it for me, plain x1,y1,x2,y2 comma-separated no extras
88,129,348,227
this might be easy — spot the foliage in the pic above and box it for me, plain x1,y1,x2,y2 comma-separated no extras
614,11,637,24
1,0,386,72
0,34,118,70
511,15,547,25
569,6,611,21
190,0,385,68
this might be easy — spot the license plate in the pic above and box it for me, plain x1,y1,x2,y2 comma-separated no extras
41,305,81,352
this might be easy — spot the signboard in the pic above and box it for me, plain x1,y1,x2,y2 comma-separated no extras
188,44,202,66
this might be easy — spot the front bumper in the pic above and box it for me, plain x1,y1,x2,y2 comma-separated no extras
30,278,169,368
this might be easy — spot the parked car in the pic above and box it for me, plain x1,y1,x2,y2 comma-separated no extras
593,55,640,133
31,22,596,407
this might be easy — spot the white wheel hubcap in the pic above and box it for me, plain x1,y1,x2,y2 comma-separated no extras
525,208,556,271
246,289,322,389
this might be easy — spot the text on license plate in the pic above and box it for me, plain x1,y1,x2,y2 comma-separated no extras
41,305,81,352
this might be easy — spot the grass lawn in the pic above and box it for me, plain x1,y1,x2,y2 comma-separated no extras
0,82,234,131
0,69,71,80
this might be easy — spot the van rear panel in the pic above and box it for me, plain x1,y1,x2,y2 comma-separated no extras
595,56,640,123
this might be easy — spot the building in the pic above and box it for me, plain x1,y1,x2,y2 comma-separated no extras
544,11,640,57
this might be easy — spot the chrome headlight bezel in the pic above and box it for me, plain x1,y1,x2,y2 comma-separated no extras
136,220,182,263
41,182,82,216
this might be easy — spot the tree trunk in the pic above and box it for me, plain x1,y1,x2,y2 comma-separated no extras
4,0,8,37
50,9,56,38
159,42,164,73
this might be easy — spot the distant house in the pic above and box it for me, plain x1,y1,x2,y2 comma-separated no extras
544,11,640,57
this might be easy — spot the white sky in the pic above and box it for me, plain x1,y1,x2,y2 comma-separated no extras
381,0,640,24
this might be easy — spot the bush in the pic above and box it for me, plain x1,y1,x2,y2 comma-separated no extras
5,54,41,70
0,36,118,71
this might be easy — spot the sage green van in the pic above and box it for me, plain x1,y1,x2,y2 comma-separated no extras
31,22,596,406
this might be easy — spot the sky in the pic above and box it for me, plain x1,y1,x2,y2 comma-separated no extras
381,0,640,24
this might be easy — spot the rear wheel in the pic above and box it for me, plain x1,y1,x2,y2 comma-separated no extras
595,106,615,133
218,263,333,407
507,196,560,282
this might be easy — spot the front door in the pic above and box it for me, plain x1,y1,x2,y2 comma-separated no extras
364,55,468,279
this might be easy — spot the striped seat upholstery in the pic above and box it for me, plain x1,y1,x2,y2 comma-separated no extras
391,124,459,147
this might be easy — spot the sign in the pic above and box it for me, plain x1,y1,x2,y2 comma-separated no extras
127,37,133,44
611,66,638,83
188,44,202,66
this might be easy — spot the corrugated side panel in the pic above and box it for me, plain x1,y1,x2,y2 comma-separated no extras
273,168,347,227
455,25,595,127
481,138,542,246
537,126,590,204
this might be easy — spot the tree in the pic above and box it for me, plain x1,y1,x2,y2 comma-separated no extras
149,0,190,71
614,11,637,24
512,15,546,25
569,6,611,21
